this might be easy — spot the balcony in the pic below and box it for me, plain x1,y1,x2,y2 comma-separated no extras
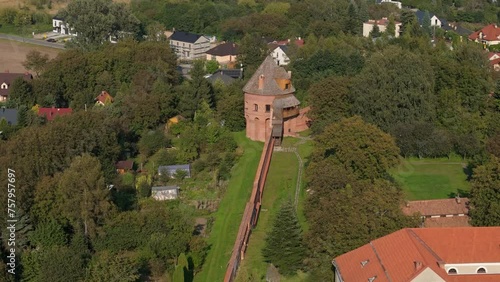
282,107,299,119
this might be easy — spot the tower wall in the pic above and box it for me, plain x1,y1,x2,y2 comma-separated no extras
244,93,275,142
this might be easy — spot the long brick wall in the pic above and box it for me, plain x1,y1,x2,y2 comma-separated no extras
224,135,275,282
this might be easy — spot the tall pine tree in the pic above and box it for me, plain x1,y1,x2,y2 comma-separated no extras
262,200,305,276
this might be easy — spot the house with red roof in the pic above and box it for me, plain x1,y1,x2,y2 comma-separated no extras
95,90,113,106
115,160,134,174
0,72,33,102
469,24,500,46
37,107,72,121
332,227,500,282
402,197,470,227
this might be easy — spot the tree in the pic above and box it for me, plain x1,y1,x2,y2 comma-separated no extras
23,50,49,76
85,251,140,282
57,154,115,239
262,201,305,276
237,33,267,77
370,23,381,38
386,15,396,37
8,77,34,107
205,60,219,74
422,11,432,36
29,219,67,248
313,116,400,180
61,0,140,49
308,76,351,134
350,46,436,131
469,156,500,226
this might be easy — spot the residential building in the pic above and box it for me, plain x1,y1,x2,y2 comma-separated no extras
0,108,18,125
205,42,239,65
212,69,243,79
491,58,500,71
270,45,290,66
333,227,500,282
152,186,179,201
415,10,443,27
169,31,211,60
469,24,500,46
95,90,113,106
243,56,310,143
363,18,402,38
158,164,191,178
376,0,402,9
402,197,469,227
52,16,76,36
37,107,72,121
0,72,33,102
115,160,134,174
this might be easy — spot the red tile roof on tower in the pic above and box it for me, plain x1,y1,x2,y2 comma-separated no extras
37,107,73,121
333,227,500,282
243,56,295,95
469,24,500,42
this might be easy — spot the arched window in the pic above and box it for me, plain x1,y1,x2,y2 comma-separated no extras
477,268,486,274
448,268,457,275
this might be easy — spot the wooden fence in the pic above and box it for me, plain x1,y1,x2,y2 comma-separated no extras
223,135,275,282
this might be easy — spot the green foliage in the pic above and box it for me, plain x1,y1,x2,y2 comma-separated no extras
8,77,34,108
23,50,49,77
62,0,140,49
469,156,500,226
205,60,219,74
237,33,267,76
138,130,170,158
313,116,400,180
350,46,436,131
262,201,305,276
370,24,381,38
29,219,67,248
85,251,140,282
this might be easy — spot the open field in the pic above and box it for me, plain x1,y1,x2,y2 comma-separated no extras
193,132,262,282
235,137,313,282
0,39,61,72
391,157,471,200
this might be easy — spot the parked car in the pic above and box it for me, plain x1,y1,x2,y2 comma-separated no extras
46,38,56,42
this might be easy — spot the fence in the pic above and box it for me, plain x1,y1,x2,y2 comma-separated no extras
223,135,275,282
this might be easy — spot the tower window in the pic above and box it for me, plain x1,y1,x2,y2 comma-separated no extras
265,105,271,112
254,104,258,111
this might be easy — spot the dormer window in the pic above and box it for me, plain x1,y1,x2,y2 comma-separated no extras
1,83,7,89
448,268,457,275
477,267,486,274
285,83,290,90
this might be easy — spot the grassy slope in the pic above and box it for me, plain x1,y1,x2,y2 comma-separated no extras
235,137,313,281
391,157,471,200
194,132,262,282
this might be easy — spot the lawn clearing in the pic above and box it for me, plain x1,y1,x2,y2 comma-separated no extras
193,132,262,282
391,157,471,200
0,38,61,72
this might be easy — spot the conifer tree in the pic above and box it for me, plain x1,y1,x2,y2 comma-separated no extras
262,200,305,276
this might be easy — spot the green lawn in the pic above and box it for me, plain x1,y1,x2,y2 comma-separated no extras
193,132,263,282
235,137,313,282
391,157,471,200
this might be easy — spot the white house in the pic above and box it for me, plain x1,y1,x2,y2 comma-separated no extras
270,45,290,66
52,17,76,36
363,18,402,38
416,10,442,27
377,0,402,9
169,31,211,60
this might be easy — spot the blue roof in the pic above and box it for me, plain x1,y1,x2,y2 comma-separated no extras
170,31,203,43
0,108,18,125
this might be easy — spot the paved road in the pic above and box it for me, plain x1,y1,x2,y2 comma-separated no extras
0,33,65,49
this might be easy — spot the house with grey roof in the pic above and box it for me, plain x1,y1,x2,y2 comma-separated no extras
415,10,444,27
206,72,235,86
0,108,18,125
152,186,179,201
0,72,33,102
169,31,211,60
158,164,191,179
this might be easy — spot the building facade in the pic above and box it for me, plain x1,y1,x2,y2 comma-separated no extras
169,31,211,60
363,17,402,38
52,17,76,35
243,56,310,143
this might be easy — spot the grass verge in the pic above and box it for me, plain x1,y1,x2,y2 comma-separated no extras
390,157,471,200
193,131,262,282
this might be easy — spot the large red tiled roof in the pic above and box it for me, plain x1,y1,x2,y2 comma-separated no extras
333,227,500,282
424,216,470,227
402,198,469,217
469,24,500,42
115,160,133,170
37,107,73,121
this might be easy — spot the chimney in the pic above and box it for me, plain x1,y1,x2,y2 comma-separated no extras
456,194,461,204
405,201,410,207
414,261,423,271
258,74,264,90
288,70,292,78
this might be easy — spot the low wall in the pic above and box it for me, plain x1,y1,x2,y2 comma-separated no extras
224,135,275,282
